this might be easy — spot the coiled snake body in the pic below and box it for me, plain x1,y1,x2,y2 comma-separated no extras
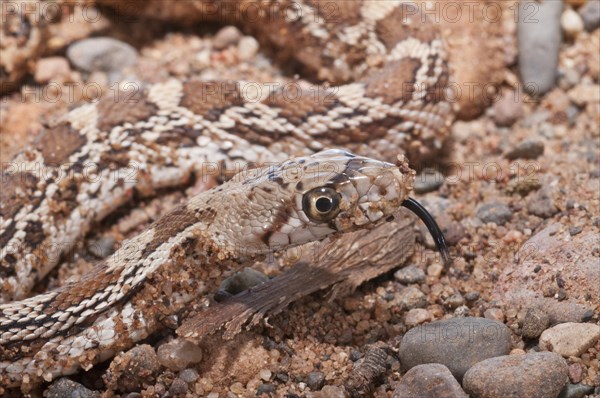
0,0,452,388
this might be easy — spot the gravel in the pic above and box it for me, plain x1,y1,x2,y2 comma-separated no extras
45,378,100,398
463,352,568,398
306,371,325,391
539,322,600,357
558,383,595,398
476,202,512,225
504,140,545,160
578,0,600,31
520,307,550,339
518,0,563,96
398,317,512,381
492,90,524,127
156,339,204,371
393,364,468,398
413,169,444,193
213,26,242,49
398,286,428,310
561,8,584,38
394,265,426,284
67,37,138,75
527,188,559,218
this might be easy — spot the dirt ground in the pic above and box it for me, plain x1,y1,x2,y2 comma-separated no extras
0,1,598,397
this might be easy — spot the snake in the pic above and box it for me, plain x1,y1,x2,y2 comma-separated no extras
0,0,452,389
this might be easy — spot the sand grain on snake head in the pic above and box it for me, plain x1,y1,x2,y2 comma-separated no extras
0,0,452,389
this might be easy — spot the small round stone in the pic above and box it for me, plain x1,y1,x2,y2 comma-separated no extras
521,307,550,338
259,369,272,382
398,286,428,310
404,308,432,327
539,322,600,357
518,0,562,96
561,8,584,38
157,339,204,371
394,266,426,284
238,36,259,61
106,344,160,393
34,57,71,84
256,384,276,395
393,364,468,398
306,371,325,391
398,317,512,381
229,382,244,394
67,37,138,73
45,378,100,398
505,140,545,160
527,189,559,218
558,383,595,398
169,378,189,396
179,368,199,383
579,0,600,31
476,202,512,225
493,91,524,127
213,26,242,49
463,352,568,398
444,293,465,309
413,169,444,194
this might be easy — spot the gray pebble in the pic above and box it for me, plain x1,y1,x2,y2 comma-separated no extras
442,222,466,246
558,383,595,398
444,293,465,310
398,286,428,310
453,306,470,317
45,378,100,398
256,383,276,395
527,188,559,218
566,105,579,125
569,226,582,236
394,266,426,284
398,317,511,381
505,140,545,160
476,202,512,225
306,371,325,390
463,352,568,398
521,307,550,338
213,26,242,50
493,91,524,127
169,378,189,395
67,37,138,74
413,169,444,194
179,368,199,383
238,36,259,61
579,0,600,32
393,364,468,398
518,0,563,96
464,291,480,303
157,339,203,371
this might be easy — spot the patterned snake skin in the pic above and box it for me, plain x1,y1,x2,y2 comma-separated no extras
0,0,452,388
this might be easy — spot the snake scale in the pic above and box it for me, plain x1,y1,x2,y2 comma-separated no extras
0,0,452,389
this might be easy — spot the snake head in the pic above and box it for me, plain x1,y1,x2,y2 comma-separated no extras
216,149,416,253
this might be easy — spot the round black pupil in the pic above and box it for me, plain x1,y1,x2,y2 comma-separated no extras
315,196,333,213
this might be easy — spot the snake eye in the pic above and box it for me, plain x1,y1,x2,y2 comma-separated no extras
302,187,341,222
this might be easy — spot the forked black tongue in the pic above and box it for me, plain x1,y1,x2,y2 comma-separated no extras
402,197,450,266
